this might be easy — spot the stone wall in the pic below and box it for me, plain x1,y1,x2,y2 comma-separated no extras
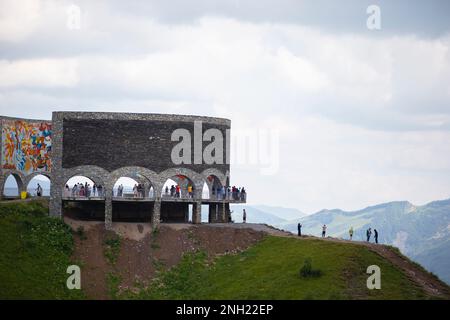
49,112,233,229
62,118,230,174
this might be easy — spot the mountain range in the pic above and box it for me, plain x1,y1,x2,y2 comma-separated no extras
233,199,450,285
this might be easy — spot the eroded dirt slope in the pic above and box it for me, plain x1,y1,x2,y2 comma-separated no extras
67,218,265,299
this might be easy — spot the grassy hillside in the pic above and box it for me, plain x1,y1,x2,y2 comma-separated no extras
0,200,84,299
0,200,448,300
120,236,434,300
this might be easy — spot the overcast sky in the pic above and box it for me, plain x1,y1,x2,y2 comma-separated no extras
1,0,450,213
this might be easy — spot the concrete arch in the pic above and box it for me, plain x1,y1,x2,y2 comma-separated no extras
158,167,205,198
201,168,226,187
159,167,203,184
62,165,109,188
24,171,52,188
108,166,160,197
2,170,26,195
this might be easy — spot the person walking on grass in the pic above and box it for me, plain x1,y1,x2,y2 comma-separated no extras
374,229,379,244
243,209,247,223
298,223,302,237
322,224,327,238
349,226,354,240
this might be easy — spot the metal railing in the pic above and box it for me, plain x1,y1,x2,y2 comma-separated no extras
62,189,247,202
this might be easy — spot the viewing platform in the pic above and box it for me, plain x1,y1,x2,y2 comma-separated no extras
62,194,246,204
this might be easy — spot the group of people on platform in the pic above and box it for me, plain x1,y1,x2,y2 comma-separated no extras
163,184,247,200
64,182,104,197
296,223,380,244
116,184,154,198
212,186,246,201
164,184,194,198
64,181,247,201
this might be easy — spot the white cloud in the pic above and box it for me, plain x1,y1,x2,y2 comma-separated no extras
0,58,79,87
0,0,42,42
1,3,450,212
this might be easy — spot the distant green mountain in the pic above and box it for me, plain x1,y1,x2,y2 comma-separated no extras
277,199,450,284
252,205,307,221
229,204,306,224
230,204,287,225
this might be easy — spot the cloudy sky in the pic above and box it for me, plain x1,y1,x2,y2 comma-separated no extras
1,0,450,213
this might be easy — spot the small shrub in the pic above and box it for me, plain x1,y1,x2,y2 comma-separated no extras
299,258,322,278
151,242,160,249
76,226,87,240
104,234,121,264
106,272,122,299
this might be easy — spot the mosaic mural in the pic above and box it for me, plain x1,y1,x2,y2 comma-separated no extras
1,119,52,174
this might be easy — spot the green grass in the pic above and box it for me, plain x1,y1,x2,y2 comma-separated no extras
0,201,84,299
106,272,122,300
103,233,121,265
123,236,429,300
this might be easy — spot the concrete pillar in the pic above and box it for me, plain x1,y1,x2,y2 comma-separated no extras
192,201,202,224
144,182,152,198
225,203,231,223
49,112,63,218
216,202,230,223
209,203,217,223
152,200,161,230
105,191,112,230
0,174,5,200
49,177,63,217
218,203,226,222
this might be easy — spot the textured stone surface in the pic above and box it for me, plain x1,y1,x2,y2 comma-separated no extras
62,118,230,174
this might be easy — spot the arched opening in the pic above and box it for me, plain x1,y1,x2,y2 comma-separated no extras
62,175,105,221
113,177,140,198
64,176,97,198
205,175,224,200
3,174,23,198
161,175,195,199
202,182,209,199
27,174,50,197
113,177,155,199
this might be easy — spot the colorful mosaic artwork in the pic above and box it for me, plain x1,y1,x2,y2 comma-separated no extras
1,120,52,174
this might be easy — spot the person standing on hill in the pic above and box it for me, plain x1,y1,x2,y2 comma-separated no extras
322,224,327,238
349,227,354,240
366,228,372,242
374,229,379,244
243,209,247,223
298,223,302,237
